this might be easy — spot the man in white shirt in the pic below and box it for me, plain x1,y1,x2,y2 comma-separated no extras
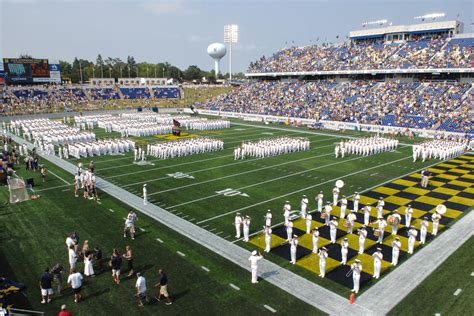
135,272,147,307
143,184,147,205
234,213,243,238
249,250,263,284
67,269,83,303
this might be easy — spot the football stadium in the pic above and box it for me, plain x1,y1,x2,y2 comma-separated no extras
0,1,473,315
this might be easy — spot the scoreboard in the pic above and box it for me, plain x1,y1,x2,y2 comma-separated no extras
3,58,55,84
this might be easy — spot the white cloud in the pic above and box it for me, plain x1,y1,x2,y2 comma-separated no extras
143,0,198,16
187,34,213,43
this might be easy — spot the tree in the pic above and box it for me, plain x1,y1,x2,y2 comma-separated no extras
126,56,137,78
96,54,105,78
59,60,72,82
71,58,93,83
183,65,204,81
18,54,33,59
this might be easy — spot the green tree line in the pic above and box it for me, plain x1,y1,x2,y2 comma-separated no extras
58,54,244,83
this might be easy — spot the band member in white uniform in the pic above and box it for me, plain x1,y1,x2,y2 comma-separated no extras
390,210,402,235
376,198,385,218
332,187,340,206
358,226,367,254
340,238,349,265
142,184,147,205
300,195,308,218
420,217,429,244
234,213,243,238
363,205,371,226
376,217,387,244
353,192,360,212
405,205,413,228
324,202,332,226
283,204,291,226
372,248,383,279
243,216,251,242
340,196,348,218
264,210,272,227
408,226,418,254
391,237,402,266
264,226,272,253
312,228,319,253
305,213,312,234
286,220,294,241
316,191,324,213
249,250,263,284
318,247,328,278
431,211,441,236
351,259,362,294
290,236,298,264
346,210,357,234
329,217,339,244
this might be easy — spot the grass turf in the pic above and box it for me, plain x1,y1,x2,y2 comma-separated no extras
388,236,474,315
0,159,322,315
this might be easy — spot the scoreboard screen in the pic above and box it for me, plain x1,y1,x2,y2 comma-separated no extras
3,58,50,83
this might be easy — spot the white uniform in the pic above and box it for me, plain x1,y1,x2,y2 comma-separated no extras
243,218,251,242
358,228,367,254
364,206,371,226
351,262,362,294
420,220,428,244
318,249,328,278
353,193,360,212
341,239,349,265
431,213,441,236
405,206,413,228
305,214,312,234
264,212,272,227
249,253,263,283
234,215,243,238
312,230,319,253
316,193,323,213
408,228,418,254
300,197,309,218
264,227,272,253
286,221,294,241
332,187,340,206
290,238,298,264
346,212,357,234
391,239,401,266
340,198,348,218
142,185,147,205
372,251,383,279
329,219,338,243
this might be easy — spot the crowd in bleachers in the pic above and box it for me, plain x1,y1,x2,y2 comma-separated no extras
197,80,473,133
1,85,181,115
248,37,473,73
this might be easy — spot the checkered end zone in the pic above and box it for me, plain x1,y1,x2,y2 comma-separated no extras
249,154,473,290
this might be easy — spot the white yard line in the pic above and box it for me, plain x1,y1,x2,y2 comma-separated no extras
148,149,336,196
229,283,240,291
108,209,115,213
201,266,210,272
156,238,164,243
34,184,71,192
177,251,186,257
199,155,411,225
170,154,369,209
48,170,70,185
264,305,277,313
453,288,462,296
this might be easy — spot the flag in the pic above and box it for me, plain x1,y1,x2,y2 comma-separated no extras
172,119,181,127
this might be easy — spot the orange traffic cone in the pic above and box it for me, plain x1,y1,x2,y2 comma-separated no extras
349,293,355,304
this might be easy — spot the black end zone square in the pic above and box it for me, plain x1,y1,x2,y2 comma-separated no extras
426,191,452,200
401,175,420,183
430,176,451,183
443,184,467,191
409,201,434,212
458,191,474,200
438,215,454,226
395,191,420,200
317,225,346,241
366,228,390,241
354,213,377,225
444,201,469,212
383,202,400,211
364,190,388,200
365,243,407,264
384,182,408,191
325,243,358,262
459,176,474,183
272,226,306,240
326,265,372,289
271,243,312,261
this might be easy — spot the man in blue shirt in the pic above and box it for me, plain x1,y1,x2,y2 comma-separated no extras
39,268,53,304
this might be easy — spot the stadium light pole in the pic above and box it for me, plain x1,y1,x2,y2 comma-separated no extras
79,61,83,84
224,24,238,82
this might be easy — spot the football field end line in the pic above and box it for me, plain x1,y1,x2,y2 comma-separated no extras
236,156,454,242
103,133,337,178
119,140,337,188
171,149,402,209
198,155,411,225
35,183,71,192
96,128,301,171
148,148,336,196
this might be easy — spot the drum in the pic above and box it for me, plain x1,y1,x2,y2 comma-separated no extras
373,229,380,237
321,212,327,219
343,219,350,228
387,215,395,225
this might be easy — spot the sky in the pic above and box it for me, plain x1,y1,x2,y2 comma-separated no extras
0,0,472,73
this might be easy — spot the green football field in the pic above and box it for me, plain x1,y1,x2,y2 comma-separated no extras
1,117,473,314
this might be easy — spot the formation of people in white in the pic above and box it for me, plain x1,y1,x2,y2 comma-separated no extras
119,112,226,130
335,136,399,158
148,137,224,159
67,139,135,159
188,120,230,130
234,137,310,160
412,139,468,162
245,186,444,292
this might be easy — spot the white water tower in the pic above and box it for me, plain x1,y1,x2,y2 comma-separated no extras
207,43,227,76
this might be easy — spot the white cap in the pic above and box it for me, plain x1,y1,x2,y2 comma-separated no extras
252,250,257,255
